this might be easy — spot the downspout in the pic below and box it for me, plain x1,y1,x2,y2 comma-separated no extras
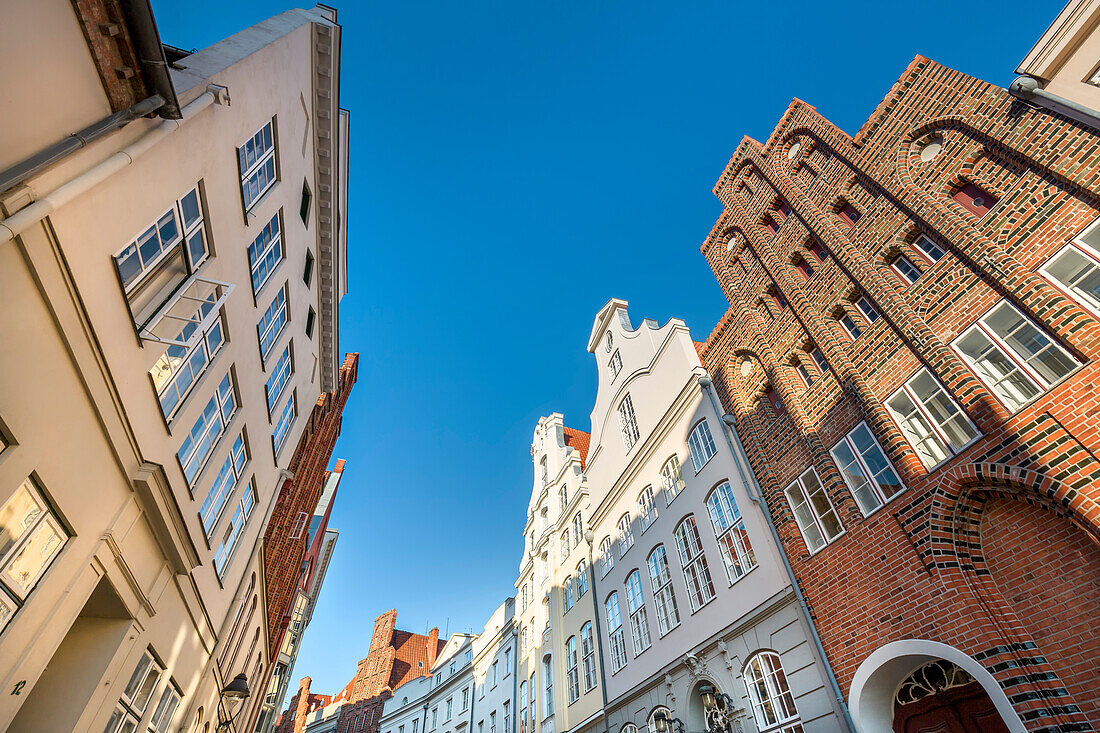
0,84,228,244
582,533,612,733
698,376,856,733
1009,76,1100,132
424,702,430,733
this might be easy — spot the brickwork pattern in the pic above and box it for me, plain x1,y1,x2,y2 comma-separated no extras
697,56,1100,732
69,0,152,112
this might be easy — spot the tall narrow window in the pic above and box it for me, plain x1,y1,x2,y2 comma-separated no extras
305,307,316,340
0,478,69,608
609,350,623,381
303,249,315,286
953,301,1078,412
605,593,628,672
559,485,568,513
617,514,633,557
646,545,680,634
576,560,588,596
560,532,570,564
265,346,293,413
564,577,574,611
572,512,583,546
660,455,685,503
199,432,247,536
618,395,640,451
257,286,288,361
542,656,554,718
688,420,718,472
566,636,580,703
213,484,256,576
104,651,164,733
838,312,862,340
177,373,237,486
519,681,528,731
744,652,802,733
580,622,597,691
952,183,997,218
248,213,284,295
273,392,298,456
795,361,813,388
810,347,829,374
238,119,277,212
300,180,313,225
830,423,904,515
638,485,658,531
784,468,843,553
624,570,651,655
674,517,715,611
705,481,757,582
149,683,182,733
599,537,614,577
886,369,980,468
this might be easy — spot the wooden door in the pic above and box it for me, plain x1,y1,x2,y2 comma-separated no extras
894,682,1010,733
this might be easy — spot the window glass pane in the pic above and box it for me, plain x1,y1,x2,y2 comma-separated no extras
850,424,903,498
830,440,881,515
4,516,65,597
956,328,1039,411
0,482,44,561
914,235,945,262
1047,245,1100,312
985,303,1076,386
886,389,950,467
908,372,978,449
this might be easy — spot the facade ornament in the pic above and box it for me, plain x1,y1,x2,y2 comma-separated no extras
664,673,675,705
716,640,733,671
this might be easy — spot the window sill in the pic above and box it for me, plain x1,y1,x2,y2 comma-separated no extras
725,562,758,587
656,622,681,639
687,595,717,616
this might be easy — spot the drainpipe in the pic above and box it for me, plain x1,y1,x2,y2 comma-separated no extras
698,376,856,733
0,84,229,244
1008,76,1100,132
583,532,613,733
512,626,520,733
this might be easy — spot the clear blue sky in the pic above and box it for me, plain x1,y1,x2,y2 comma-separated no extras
152,0,1058,704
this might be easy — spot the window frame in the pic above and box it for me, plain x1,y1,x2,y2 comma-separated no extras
688,420,718,473
238,118,279,214
743,651,803,733
176,372,238,487
638,485,658,531
646,545,680,636
618,394,641,451
0,477,69,608
608,350,623,381
212,482,256,577
885,369,981,470
198,431,248,538
257,284,289,362
580,622,597,691
705,481,757,584
248,212,285,297
565,635,580,704
913,234,946,264
673,516,716,612
829,422,905,517
783,468,844,554
605,592,628,673
891,254,922,285
624,569,651,656
617,513,634,557
113,185,209,295
660,455,686,504
272,390,298,457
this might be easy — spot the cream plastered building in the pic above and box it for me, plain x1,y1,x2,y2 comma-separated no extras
515,415,605,733
1015,0,1100,113
582,300,844,733
0,3,347,732
470,599,517,733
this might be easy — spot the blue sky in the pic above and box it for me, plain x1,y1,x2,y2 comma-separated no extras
152,0,1059,704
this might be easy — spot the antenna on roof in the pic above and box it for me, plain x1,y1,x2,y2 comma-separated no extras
445,617,450,637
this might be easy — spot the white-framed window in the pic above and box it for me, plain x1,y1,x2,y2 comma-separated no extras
265,346,293,413
624,570,651,655
609,350,623,381
114,186,208,292
150,300,225,421
891,254,922,284
257,285,288,361
618,395,640,451
838,312,862,340
953,301,1078,412
810,347,829,373
248,213,284,295
520,626,528,657
504,701,510,733
580,622,597,691
177,372,237,486
542,656,554,718
744,651,802,733
198,432,247,536
617,513,633,557
564,577,574,611
238,119,278,212
605,331,613,352
521,583,529,610
605,592,628,672
213,483,255,576
490,710,496,733
784,468,843,553
148,683,182,733
914,234,946,263
566,636,580,703
559,485,568,513
886,369,980,469
273,392,297,456
1042,226,1100,315
560,531,570,563
576,560,588,596
446,697,453,720
854,296,879,324
0,478,68,609
674,516,715,611
104,651,165,733
638,485,658,531
599,537,614,577
648,708,672,733
540,456,549,487
688,420,718,472
705,481,757,582
794,361,813,388
572,511,583,546
830,422,904,515
288,511,309,540
646,545,680,635
660,455,685,504
519,681,528,729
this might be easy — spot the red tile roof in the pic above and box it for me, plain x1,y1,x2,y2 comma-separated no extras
563,427,591,469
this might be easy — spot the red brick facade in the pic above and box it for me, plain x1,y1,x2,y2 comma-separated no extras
69,0,155,112
698,56,1100,731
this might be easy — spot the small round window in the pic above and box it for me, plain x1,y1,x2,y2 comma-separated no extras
740,358,754,377
918,136,943,162
787,142,802,160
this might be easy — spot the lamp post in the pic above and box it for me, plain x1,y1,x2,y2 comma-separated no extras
216,673,252,731
697,684,741,733
652,710,684,733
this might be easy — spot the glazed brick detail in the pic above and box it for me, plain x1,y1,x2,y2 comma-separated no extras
698,55,1100,731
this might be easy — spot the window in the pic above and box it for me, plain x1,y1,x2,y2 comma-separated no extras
784,468,843,553
540,457,549,487
952,183,997,218
467,648,474,665
572,512,583,546
566,636,580,703
605,593,627,672
505,647,511,672
504,702,510,733
542,656,554,718
199,432,247,536
609,350,623,381
886,369,980,468
520,626,528,657
674,517,715,611
660,455,685,503
838,312,862,340
688,420,717,472
492,661,499,686
213,484,255,576
766,388,785,417
953,301,1077,412
810,347,829,374
580,622,597,691
838,203,862,227
432,708,438,728
256,286,289,362
104,651,164,733
914,234,946,263
744,651,802,733
413,720,419,733
462,688,470,711
770,289,787,313
273,392,297,456
1043,239,1100,317
618,395,640,451
177,373,237,486
831,423,904,515
559,485,568,513
114,187,207,292
305,307,316,340
446,698,453,720
521,584,529,610
854,297,879,324
638,485,658,530
576,560,588,596
808,239,828,262
238,119,277,212
300,180,312,225
794,257,814,280
599,537,614,577
891,254,922,284
265,346,293,413
605,331,613,352
706,481,757,582
646,546,680,634
617,514,633,557
624,570,651,655
560,531,570,563
795,361,813,388
0,478,68,611
564,577,574,611
248,213,284,295
149,301,226,422
519,681,528,731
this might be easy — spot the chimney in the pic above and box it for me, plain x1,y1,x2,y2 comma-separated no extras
426,627,441,670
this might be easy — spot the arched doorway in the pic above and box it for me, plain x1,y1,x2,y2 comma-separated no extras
892,661,1008,733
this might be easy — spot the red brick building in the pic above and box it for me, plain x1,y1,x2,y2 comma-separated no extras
698,56,1100,732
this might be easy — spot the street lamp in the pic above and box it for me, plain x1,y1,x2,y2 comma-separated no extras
652,710,684,733
697,683,739,733
216,673,251,731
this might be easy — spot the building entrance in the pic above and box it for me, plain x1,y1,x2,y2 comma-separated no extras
892,661,1009,733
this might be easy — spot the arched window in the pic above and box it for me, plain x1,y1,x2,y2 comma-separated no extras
660,456,685,503
647,545,680,634
576,560,589,596
743,651,801,732
624,570,651,654
564,577,574,611
605,592,628,672
621,726,638,733
580,622,596,691
638,485,658,530
572,511,583,546
605,331,613,352
688,420,718,472
540,456,549,487
559,485,568,512
561,531,570,563
705,481,757,582
617,513,634,557
599,537,614,577
542,655,554,718
565,636,580,703
674,517,715,611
